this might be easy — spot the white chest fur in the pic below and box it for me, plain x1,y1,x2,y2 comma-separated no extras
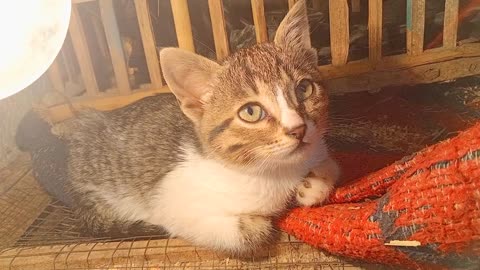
146,147,303,235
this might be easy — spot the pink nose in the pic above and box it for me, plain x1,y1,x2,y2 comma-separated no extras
287,124,306,140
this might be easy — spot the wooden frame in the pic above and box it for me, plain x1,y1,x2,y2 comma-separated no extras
46,0,480,122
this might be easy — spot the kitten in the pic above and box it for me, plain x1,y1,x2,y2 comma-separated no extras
17,0,338,255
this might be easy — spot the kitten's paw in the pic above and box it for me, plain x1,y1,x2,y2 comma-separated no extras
296,175,333,207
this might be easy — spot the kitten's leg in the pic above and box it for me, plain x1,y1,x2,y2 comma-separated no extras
180,214,274,255
296,157,339,206
75,199,167,238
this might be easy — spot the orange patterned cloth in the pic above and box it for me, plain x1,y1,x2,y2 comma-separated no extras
279,123,480,269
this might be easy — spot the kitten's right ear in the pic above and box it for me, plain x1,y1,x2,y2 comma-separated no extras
160,48,220,123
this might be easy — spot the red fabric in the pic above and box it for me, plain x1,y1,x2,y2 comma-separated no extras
279,123,480,269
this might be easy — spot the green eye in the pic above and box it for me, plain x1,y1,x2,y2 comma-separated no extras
295,79,314,102
238,103,266,123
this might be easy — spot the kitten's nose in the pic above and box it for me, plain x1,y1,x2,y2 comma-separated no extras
287,124,306,141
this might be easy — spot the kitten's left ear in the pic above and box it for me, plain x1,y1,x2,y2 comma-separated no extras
274,0,312,51
160,48,220,123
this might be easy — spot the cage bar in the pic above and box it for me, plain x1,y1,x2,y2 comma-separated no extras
368,0,383,62
329,0,350,66
406,0,426,55
47,58,65,93
251,0,268,43
99,0,132,94
170,0,195,52
68,5,99,95
208,0,230,60
443,0,459,49
134,0,163,89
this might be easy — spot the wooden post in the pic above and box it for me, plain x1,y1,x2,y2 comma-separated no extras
251,0,268,43
99,0,132,94
443,0,459,49
68,5,99,95
406,0,426,56
368,0,383,62
329,0,350,66
134,0,163,89
170,0,195,52
47,58,65,93
208,0,230,60
288,0,298,9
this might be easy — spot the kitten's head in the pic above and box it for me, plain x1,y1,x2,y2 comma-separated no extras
160,0,328,172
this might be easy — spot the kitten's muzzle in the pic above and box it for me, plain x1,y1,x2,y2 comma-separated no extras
287,124,306,141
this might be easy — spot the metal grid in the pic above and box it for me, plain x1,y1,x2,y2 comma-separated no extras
0,155,382,269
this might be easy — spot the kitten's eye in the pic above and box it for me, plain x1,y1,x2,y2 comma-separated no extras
295,79,314,102
238,103,266,123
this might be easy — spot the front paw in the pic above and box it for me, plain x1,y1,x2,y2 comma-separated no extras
296,174,334,207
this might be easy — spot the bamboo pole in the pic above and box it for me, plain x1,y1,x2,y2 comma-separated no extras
68,5,99,95
170,0,195,52
329,0,350,66
406,0,426,55
134,0,163,88
208,0,230,60
99,0,132,94
251,0,268,43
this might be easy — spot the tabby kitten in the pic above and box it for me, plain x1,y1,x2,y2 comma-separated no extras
19,0,338,254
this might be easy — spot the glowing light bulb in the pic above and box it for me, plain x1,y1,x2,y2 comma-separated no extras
0,0,71,100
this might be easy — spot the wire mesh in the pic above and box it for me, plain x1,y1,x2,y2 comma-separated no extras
0,155,384,269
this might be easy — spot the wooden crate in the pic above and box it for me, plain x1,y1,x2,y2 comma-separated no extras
44,0,480,123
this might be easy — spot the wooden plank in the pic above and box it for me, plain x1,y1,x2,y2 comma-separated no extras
134,0,163,88
329,0,350,66
99,0,131,94
326,55,480,94
368,0,382,62
170,0,195,52
406,0,426,55
319,42,480,79
47,58,65,93
251,0,268,43
68,5,99,95
208,0,230,60
288,0,298,9
46,87,170,123
443,0,459,49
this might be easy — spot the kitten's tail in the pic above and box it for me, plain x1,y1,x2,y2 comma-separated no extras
16,110,57,152
16,110,73,206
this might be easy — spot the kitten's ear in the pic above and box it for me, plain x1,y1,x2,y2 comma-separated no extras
274,0,311,50
160,48,220,123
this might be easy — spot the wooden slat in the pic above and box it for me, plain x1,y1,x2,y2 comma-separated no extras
288,0,298,9
406,0,426,55
170,0,195,52
46,87,170,123
318,42,480,79
99,0,131,94
68,5,99,95
443,0,459,49
134,0,163,88
251,0,268,43
208,0,230,60
329,0,350,66
368,0,383,62
47,58,65,93
326,55,480,94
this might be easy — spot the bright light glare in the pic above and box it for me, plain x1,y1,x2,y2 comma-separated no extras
0,0,71,100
